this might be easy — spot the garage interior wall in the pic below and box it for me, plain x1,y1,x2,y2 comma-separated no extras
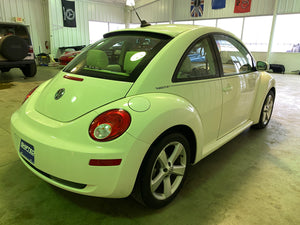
269,0,300,72
131,0,275,24
0,0,124,59
0,0,299,71
48,0,124,58
132,0,300,73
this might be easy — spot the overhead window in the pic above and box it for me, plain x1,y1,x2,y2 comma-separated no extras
194,19,217,27
156,22,170,25
173,21,194,25
89,21,108,44
217,18,243,39
129,24,140,28
109,23,125,32
242,16,273,52
272,14,300,52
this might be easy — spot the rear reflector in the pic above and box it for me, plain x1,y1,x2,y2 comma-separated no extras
63,75,84,81
89,159,122,166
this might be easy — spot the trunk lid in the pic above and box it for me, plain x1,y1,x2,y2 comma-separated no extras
35,72,132,122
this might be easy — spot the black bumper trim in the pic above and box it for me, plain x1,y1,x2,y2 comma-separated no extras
0,60,35,68
22,156,87,189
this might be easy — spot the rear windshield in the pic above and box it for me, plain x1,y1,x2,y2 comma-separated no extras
63,33,172,82
0,24,31,44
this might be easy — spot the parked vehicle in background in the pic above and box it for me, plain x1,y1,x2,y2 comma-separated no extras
58,50,81,65
0,22,37,77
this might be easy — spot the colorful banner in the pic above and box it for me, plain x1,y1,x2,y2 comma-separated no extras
234,0,252,13
191,0,204,17
61,0,76,27
212,0,226,10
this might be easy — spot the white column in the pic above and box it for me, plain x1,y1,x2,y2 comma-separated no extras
267,0,280,62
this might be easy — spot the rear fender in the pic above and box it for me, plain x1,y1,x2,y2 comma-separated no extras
125,93,204,161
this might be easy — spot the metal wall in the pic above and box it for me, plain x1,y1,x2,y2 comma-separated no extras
278,0,300,13
49,0,124,58
1,0,299,64
132,0,277,23
133,0,171,23
174,0,275,20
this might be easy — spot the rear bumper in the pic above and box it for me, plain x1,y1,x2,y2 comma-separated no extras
0,59,35,68
10,106,150,198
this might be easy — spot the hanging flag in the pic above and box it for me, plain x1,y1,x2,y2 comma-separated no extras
212,0,226,9
191,0,204,17
61,0,77,27
234,0,252,13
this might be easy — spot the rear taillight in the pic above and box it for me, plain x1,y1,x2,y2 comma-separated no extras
23,86,38,104
29,46,34,53
89,109,131,142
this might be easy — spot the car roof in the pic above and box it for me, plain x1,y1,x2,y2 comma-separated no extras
105,24,223,38
0,22,27,27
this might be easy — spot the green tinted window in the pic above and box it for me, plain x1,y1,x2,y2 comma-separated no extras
64,33,171,82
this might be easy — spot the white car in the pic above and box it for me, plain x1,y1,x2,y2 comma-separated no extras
11,25,275,208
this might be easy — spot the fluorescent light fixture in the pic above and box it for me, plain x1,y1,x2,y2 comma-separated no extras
126,0,135,6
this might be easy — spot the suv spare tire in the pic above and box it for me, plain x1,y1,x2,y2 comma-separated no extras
0,35,28,61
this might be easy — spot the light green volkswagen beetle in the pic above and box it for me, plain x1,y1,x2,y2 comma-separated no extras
11,25,275,208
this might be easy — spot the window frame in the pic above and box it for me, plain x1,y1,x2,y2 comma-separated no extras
172,34,221,83
211,33,256,77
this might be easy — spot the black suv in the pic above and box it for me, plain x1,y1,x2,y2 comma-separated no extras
0,22,37,77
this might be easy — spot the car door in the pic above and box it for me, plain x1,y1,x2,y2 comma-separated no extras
212,34,259,138
172,36,223,155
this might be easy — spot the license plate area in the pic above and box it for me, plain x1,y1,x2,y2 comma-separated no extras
19,139,35,164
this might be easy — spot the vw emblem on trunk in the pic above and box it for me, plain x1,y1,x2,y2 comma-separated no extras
54,88,65,100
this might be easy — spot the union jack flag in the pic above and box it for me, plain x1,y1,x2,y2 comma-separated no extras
191,0,204,17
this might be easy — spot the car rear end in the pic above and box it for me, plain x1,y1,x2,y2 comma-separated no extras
0,22,36,77
10,29,174,197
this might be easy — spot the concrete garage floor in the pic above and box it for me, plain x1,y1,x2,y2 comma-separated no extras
0,66,299,225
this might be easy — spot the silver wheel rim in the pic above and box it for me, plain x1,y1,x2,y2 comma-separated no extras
262,94,274,126
150,141,187,200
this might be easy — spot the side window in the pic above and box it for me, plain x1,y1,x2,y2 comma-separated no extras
174,38,218,81
214,35,254,76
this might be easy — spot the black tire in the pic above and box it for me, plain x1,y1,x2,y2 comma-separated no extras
133,133,190,208
21,62,37,77
0,35,28,61
252,90,275,129
0,68,10,73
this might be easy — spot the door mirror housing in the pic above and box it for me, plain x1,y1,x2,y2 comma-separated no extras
256,61,269,71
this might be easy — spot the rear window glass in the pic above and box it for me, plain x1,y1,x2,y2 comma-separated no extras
63,33,172,82
0,24,30,43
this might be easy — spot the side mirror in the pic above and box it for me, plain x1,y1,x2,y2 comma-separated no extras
256,61,269,71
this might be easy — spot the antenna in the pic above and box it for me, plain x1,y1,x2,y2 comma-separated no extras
126,0,151,27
